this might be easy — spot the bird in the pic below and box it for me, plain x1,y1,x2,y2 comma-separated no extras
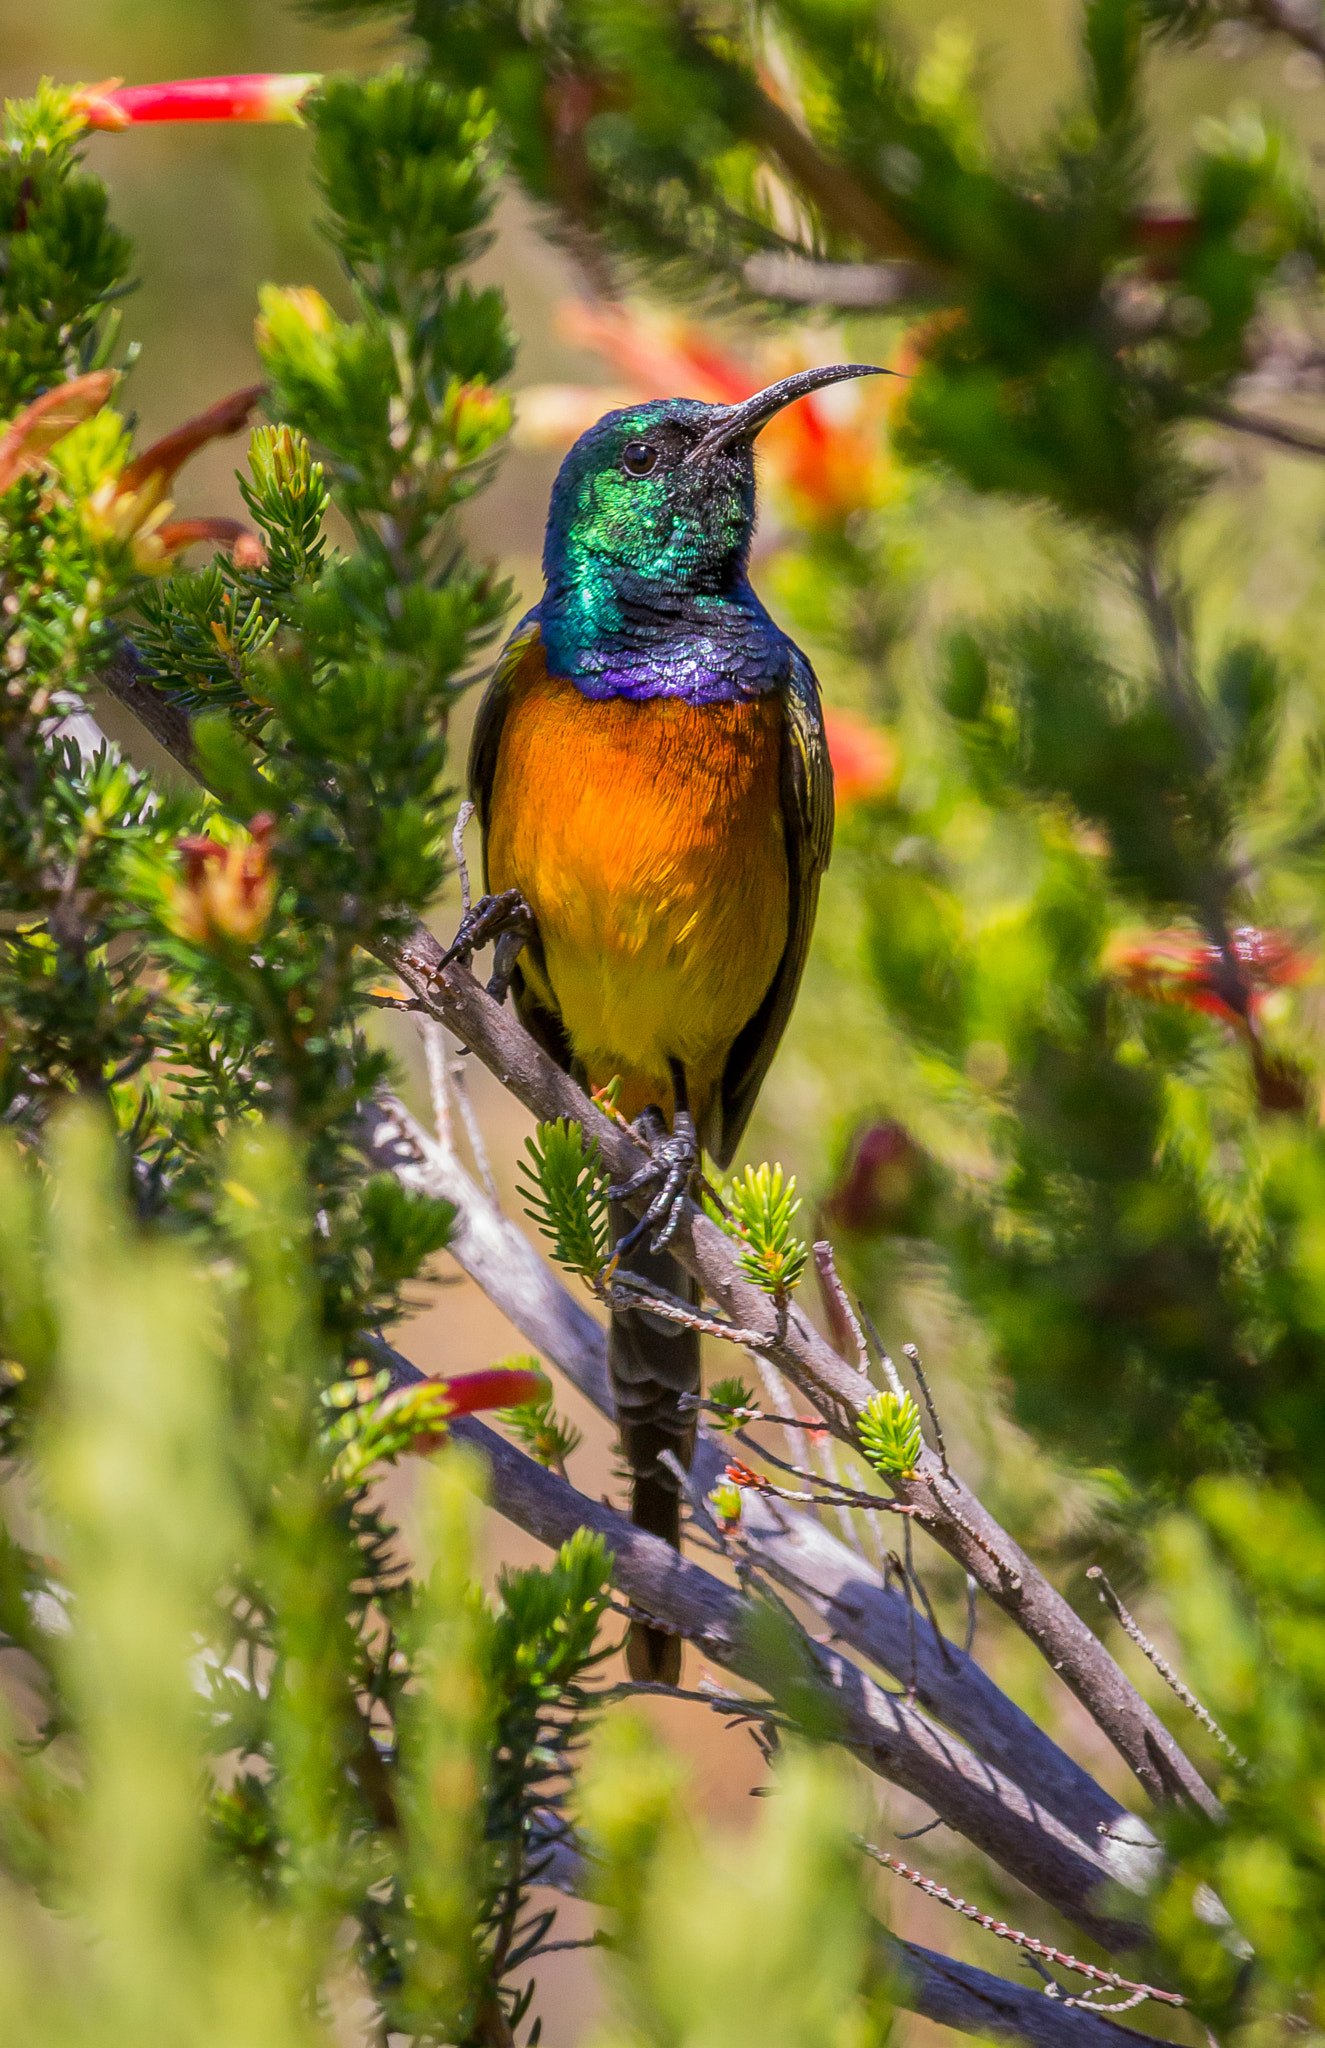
460,363,885,1682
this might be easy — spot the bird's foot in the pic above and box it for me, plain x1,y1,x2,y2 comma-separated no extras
609,1100,701,1259
441,888,535,1005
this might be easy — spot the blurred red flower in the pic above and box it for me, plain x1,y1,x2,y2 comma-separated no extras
824,708,896,808
1106,925,1311,1024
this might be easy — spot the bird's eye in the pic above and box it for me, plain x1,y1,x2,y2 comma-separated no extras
621,440,660,477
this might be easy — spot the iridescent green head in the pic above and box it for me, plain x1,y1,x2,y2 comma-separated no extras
542,364,885,600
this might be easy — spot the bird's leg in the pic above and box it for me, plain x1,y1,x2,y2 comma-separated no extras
609,1058,701,1258
440,886,535,1005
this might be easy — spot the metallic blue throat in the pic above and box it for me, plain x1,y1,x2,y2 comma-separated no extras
535,571,794,706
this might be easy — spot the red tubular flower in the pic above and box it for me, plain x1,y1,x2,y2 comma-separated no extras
400,1367,549,1458
433,1368,548,1417
73,74,318,132
156,518,266,568
122,384,265,495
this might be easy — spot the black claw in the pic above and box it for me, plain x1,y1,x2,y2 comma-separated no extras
441,889,535,1004
610,1093,700,1261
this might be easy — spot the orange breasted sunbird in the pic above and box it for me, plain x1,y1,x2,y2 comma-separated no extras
462,364,886,1682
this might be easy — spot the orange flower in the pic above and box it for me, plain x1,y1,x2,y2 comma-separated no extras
824,708,896,808
0,374,116,495
168,815,277,948
1106,925,1310,1024
0,374,265,568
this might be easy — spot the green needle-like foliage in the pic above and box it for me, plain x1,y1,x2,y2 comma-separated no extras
0,62,613,2047
498,1366,586,1471
705,1374,759,1428
723,1162,808,1302
299,0,1325,2017
579,1721,890,2048
518,1119,611,1283
858,1391,924,1481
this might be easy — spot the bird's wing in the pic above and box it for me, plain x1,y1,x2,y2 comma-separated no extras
467,613,576,1073
715,648,835,1168
468,609,542,850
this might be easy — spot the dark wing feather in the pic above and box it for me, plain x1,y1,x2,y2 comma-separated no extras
467,613,574,1073
715,648,834,1168
468,610,541,847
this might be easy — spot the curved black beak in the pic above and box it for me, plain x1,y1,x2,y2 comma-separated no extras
684,362,891,462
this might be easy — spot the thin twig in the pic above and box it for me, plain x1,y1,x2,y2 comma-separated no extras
742,250,945,307
729,1430,920,1515
813,1241,870,1372
757,1356,812,1478
658,1446,729,1549
452,799,475,916
421,1016,454,1156
1187,389,1325,460
608,1271,771,1350
452,1051,500,1206
900,1533,961,1675
583,1678,787,1725
858,1302,908,1400
756,1355,864,1555
902,1342,950,1478
1246,0,1325,62
899,1531,919,1703
964,1574,978,1658
1086,1568,1246,1768
896,1814,944,1842
856,1838,1188,2011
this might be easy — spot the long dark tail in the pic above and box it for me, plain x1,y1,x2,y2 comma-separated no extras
608,1197,700,1685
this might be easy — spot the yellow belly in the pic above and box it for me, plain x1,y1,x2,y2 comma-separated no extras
486,664,789,1138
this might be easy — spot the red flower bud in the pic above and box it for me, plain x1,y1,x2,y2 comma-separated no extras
723,1460,769,1492
824,1121,923,1234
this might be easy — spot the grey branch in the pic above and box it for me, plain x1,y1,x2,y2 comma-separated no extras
360,1090,1161,1904
532,1776,1172,2048
86,669,1196,2033
449,1410,1144,1953
377,917,1219,1823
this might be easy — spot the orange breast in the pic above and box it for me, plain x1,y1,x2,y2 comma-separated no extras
486,657,789,1140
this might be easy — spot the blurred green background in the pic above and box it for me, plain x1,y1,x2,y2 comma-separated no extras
11,3,1325,2032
